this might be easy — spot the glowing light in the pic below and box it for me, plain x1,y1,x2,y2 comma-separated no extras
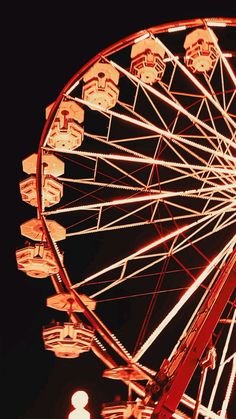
132,236,236,362
71,391,88,408
154,36,236,130
220,355,236,418
71,223,191,290
109,60,236,147
44,139,236,167
207,27,236,87
207,22,226,27
163,56,179,62
134,32,150,43
168,25,186,32
68,390,90,419
43,182,236,218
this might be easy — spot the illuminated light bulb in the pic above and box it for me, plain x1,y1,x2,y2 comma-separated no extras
68,390,90,419
134,33,151,43
207,21,226,27
168,25,186,32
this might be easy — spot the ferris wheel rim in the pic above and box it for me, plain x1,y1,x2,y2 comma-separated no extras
26,17,236,418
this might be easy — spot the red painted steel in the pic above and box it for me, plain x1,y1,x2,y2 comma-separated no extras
150,249,236,418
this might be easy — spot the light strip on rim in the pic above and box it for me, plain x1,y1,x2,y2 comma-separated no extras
134,33,150,43
168,25,186,32
207,22,227,27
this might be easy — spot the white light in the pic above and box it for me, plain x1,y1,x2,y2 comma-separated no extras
68,390,90,419
163,56,179,62
132,235,236,362
207,22,226,27
168,25,186,32
223,53,233,58
71,390,88,408
134,32,150,43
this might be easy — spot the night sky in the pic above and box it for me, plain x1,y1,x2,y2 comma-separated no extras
3,2,236,419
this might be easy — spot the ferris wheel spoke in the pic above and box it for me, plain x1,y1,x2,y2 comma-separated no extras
158,213,236,268
57,166,234,200
17,18,236,419
71,209,234,294
207,26,236,88
160,80,226,141
101,87,236,202
132,236,236,363
42,145,236,208
43,180,235,219
157,50,236,190
169,209,236,256
87,210,235,299
154,33,236,130
159,95,235,185
73,96,236,173
109,60,236,151
71,223,194,290
153,134,236,204
169,249,235,361
50,94,236,183
145,77,235,164
64,193,234,237
141,85,236,187
50,146,236,178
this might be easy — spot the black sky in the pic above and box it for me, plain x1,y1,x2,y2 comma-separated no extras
3,2,236,419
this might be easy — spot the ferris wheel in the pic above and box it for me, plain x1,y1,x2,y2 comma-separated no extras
16,17,236,419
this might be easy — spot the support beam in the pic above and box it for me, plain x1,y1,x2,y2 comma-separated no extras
149,248,236,419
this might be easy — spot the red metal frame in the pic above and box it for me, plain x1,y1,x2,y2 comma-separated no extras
150,249,236,418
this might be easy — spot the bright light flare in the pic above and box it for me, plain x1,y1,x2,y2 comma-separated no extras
71,390,89,408
68,390,90,419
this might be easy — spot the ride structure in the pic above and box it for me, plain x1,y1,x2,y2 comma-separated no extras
16,17,236,418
